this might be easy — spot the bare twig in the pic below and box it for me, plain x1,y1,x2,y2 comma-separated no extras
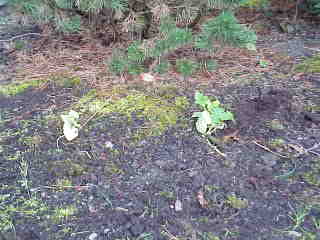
294,0,301,24
305,142,320,157
304,47,320,52
252,140,290,159
288,142,320,157
208,143,226,158
56,135,64,149
0,33,42,42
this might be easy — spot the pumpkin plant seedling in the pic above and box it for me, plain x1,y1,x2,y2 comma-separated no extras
192,91,234,136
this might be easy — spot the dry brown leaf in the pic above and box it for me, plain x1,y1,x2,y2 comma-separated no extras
197,189,208,208
140,72,155,82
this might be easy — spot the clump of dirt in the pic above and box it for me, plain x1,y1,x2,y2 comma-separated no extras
234,89,293,136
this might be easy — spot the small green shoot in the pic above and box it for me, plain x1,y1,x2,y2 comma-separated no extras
192,91,234,135
60,110,80,141
259,59,270,68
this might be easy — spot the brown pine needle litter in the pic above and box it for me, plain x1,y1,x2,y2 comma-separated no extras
12,33,289,91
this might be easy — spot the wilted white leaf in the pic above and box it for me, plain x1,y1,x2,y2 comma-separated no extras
63,125,79,141
61,110,80,141
195,111,211,134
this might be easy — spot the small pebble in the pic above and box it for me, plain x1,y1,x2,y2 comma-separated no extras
88,232,98,240
89,233,98,240
104,141,114,149
175,199,183,212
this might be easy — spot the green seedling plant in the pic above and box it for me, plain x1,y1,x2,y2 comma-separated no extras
259,59,270,68
60,110,80,141
192,91,234,136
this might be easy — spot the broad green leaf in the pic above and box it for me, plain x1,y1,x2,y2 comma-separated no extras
68,110,79,119
207,100,220,112
246,43,256,51
193,92,235,135
219,111,234,121
195,91,210,107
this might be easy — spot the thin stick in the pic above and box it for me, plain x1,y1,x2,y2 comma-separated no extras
307,142,320,151
294,0,301,24
252,140,290,159
207,140,226,158
309,151,320,157
304,47,320,52
289,142,320,157
0,33,42,42
56,135,64,149
306,142,320,157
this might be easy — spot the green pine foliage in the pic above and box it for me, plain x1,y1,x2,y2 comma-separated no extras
195,10,257,50
153,60,171,74
12,0,258,76
306,0,320,15
152,17,194,58
176,59,199,79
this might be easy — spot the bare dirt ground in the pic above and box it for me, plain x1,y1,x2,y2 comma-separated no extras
1,4,320,240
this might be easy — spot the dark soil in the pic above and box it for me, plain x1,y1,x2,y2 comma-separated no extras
1,5,320,240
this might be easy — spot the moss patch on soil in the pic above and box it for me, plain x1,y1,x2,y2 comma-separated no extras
76,84,189,141
0,79,46,96
0,73,83,97
294,55,320,73
0,187,48,232
302,159,320,187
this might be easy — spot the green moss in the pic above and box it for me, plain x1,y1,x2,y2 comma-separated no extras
267,119,285,130
104,161,124,176
299,232,317,240
268,138,286,149
48,159,86,177
302,159,320,187
0,193,48,232
77,84,189,140
198,232,220,240
19,134,43,148
241,0,269,8
0,74,82,97
226,194,248,209
55,178,73,191
157,191,175,200
304,104,320,113
295,55,320,73
51,205,77,223
0,79,46,96
51,75,81,88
